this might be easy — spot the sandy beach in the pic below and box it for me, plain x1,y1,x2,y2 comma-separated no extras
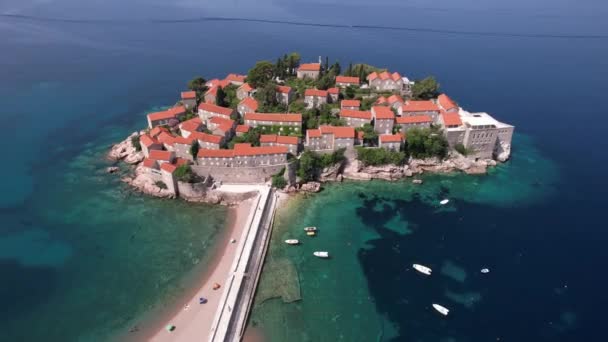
140,198,255,342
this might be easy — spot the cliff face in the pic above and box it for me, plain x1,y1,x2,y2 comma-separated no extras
108,132,143,164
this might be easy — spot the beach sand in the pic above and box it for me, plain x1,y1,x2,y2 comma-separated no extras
138,198,255,342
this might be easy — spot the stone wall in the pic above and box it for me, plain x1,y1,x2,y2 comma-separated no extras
191,163,288,184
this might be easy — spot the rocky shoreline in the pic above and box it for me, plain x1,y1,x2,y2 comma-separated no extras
108,133,506,199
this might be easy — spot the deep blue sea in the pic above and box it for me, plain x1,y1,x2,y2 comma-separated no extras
1,0,607,341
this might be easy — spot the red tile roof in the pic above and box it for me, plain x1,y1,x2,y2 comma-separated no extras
209,116,234,132
327,87,339,94
320,125,355,139
150,126,168,138
441,111,463,126
142,158,158,169
378,71,391,80
157,132,176,145
236,124,250,133
198,102,233,116
181,91,196,99
375,96,388,105
175,158,189,167
260,134,298,145
205,86,218,98
172,135,195,145
438,94,458,111
379,134,403,143
160,163,177,173
234,144,288,156
259,134,276,143
239,97,258,111
244,113,302,123
197,149,235,158
401,100,440,113
341,99,360,108
140,134,158,148
367,71,401,82
276,85,292,94
339,109,372,120
366,72,378,81
307,129,322,138
391,72,402,81
225,74,246,83
387,94,404,104
335,76,359,84
149,150,173,162
372,106,395,120
191,132,223,144
147,108,181,122
298,63,321,72
396,115,433,124
356,130,365,140
180,117,202,132
305,89,328,97
239,83,254,92
206,79,230,88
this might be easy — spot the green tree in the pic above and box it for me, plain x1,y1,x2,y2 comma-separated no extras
454,143,469,156
412,76,440,100
346,62,353,76
330,61,341,76
174,164,196,183
189,140,199,157
247,61,275,88
216,87,227,107
271,167,287,188
355,147,406,166
316,73,334,90
131,135,141,151
297,151,317,182
288,101,306,113
405,126,448,159
345,86,356,99
361,123,378,143
188,77,208,100
155,181,167,189
286,52,301,76
221,84,239,108
255,83,279,110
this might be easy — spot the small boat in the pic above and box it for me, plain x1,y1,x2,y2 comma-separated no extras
439,199,450,205
432,304,449,316
314,251,329,258
306,231,316,237
213,283,221,290
285,239,300,245
165,324,176,332
481,268,490,274
412,179,423,184
304,226,317,232
199,297,208,304
412,264,432,275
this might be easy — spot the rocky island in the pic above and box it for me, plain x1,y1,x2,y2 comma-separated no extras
108,53,513,200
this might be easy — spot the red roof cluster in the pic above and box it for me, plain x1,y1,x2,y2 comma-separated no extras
209,116,234,132
375,96,388,105
335,76,359,85
239,97,259,112
142,158,158,169
372,106,395,120
160,163,177,173
150,126,168,138
181,91,196,100
438,94,458,111
341,99,360,108
244,113,302,123
180,117,202,133
319,125,355,139
198,103,233,117
157,131,176,146
140,134,158,148
396,115,433,124
191,132,223,144
379,134,403,143
339,109,372,120
441,111,462,127
298,63,321,72
197,145,288,158
367,71,401,82
206,79,230,89
401,100,440,113
307,129,322,138
305,89,328,97
260,134,299,145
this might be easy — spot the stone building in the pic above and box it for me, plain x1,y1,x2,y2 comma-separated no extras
225,73,246,86
304,89,328,109
458,111,515,160
180,91,197,109
237,83,255,100
191,131,223,150
367,71,403,92
327,87,340,103
204,86,218,104
386,94,404,109
197,144,288,168
179,117,203,138
237,97,258,115
149,149,175,165
335,76,360,88
378,134,403,151
140,134,162,158
398,100,441,120
244,113,302,129
438,94,458,112
235,124,250,136
260,134,299,155
305,125,355,151
276,85,294,105
341,99,360,110
371,106,395,134
207,116,235,140
297,63,321,79
146,106,186,128
198,102,235,121
395,115,433,132
339,109,372,128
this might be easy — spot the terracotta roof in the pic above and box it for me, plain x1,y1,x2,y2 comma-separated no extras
327,87,339,94
372,106,395,120
239,97,258,111
441,111,463,126
276,85,292,94
341,99,360,108
244,113,302,123
401,100,440,113
335,76,359,84
239,83,254,92
396,115,433,124
205,86,218,97
236,124,250,133
172,135,195,145
142,158,158,169
175,158,189,167
198,102,233,116
307,129,322,138
387,94,404,104
234,144,288,156
206,79,230,88
180,117,202,132
150,126,168,138
298,63,321,72
391,72,402,81
181,91,196,99
320,125,355,139
366,72,378,81
438,94,458,111
379,134,403,143
356,130,365,140
339,109,372,120
157,131,176,145
191,132,223,144
140,134,158,148
197,149,235,158
160,163,177,173
149,150,173,162
260,134,298,145
225,74,246,83
147,106,185,122
305,89,328,97
209,116,234,132
375,96,388,105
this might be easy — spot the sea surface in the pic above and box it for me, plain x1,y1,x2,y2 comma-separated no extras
1,0,607,341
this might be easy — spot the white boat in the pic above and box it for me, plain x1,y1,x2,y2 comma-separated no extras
432,304,449,316
314,251,329,258
412,264,432,275
285,239,299,245
439,199,450,205
304,226,317,232
481,268,490,274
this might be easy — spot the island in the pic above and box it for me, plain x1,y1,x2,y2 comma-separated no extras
107,53,514,342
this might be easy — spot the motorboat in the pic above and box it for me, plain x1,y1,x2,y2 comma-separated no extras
439,199,450,205
432,304,449,316
481,268,490,274
412,264,432,275
306,231,316,237
314,251,329,258
304,226,317,232
285,239,300,245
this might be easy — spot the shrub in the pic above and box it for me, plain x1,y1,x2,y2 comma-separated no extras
454,143,469,156
174,164,196,183
356,147,406,166
155,181,167,189
405,126,449,159
131,135,141,152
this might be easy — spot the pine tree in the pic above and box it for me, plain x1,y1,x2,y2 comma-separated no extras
346,63,353,76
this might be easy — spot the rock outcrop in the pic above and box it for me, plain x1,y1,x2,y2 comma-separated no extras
495,141,512,162
106,166,119,174
300,182,321,193
123,164,175,198
108,132,139,161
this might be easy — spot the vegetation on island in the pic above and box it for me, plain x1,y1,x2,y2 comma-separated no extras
271,167,288,189
174,164,198,183
228,127,263,148
131,135,141,152
405,126,449,159
297,149,346,182
154,180,167,189
189,141,199,157
454,143,471,156
411,76,440,100
356,147,407,166
187,76,208,101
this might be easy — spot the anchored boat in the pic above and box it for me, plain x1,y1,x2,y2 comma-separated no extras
285,239,299,245
432,304,449,316
412,264,432,275
440,199,450,205
304,226,317,232
306,231,316,237
314,251,329,258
